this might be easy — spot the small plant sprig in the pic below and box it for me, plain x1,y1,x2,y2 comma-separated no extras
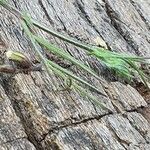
0,0,149,111
1,0,149,85
21,20,109,111
24,12,150,88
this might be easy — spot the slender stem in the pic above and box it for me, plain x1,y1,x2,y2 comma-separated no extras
31,20,150,60
21,21,44,61
21,20,59,90
1,1,150,60
33,34,106,83
21,19,106,96
46,59,107,97
0,0,149,87
32,19,93,52
48,64,111,111
0,1,98,54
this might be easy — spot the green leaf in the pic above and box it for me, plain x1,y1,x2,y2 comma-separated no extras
90,47,149,85
33,35,105,83
46,58,106,96
125,59,149,87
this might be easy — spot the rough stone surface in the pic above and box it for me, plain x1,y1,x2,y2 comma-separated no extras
0,0,150,149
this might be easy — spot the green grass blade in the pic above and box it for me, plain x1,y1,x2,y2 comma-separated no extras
46,61,110,111
22,19,106,96
31,19,92,52
46,58,106,96
90,47,150,84
1,1,149,87
125,59,149,87
32,19,150,60
90,47,150,60
33,35,105,83
21,20,60,89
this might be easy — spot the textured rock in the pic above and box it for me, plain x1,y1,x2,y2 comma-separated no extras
0,0,150,149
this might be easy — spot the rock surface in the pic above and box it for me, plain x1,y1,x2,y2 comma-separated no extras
0,0,150,149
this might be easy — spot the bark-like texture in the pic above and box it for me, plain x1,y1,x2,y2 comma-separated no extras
0,0,150,149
